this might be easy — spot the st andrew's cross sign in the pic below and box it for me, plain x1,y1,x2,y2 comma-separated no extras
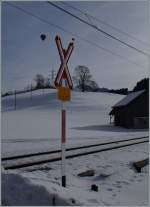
54,35,75,187
54,35,74,90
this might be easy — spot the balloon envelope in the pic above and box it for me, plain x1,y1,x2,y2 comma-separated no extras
40,34,46,41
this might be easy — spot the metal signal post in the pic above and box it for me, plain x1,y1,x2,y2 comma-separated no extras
54,35,74,187
61,102,66,187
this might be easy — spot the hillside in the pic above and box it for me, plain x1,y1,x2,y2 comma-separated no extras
1,89,148,156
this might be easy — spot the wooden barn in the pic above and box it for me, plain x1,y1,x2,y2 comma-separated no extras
109,90,149,128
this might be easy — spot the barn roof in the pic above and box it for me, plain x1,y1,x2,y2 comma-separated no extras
113,90,145,107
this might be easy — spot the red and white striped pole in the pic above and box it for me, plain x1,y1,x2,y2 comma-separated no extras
54,36,74,188
61,102,66,187
61,79,67,187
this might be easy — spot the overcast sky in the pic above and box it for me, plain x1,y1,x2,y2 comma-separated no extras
1,1,149,92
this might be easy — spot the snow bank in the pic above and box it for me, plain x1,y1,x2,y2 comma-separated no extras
2,170,81,206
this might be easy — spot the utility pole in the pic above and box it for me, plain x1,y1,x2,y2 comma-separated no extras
51,69,55,82
49,67,56,87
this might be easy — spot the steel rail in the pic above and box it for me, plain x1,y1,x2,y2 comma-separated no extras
2,136,148,161
2,137,148,170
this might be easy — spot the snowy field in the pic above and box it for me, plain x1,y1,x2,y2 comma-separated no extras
1,89,149,206
1,89,148,156
2,143,149,206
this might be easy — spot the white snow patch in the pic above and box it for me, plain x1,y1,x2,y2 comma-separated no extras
2,170,81,206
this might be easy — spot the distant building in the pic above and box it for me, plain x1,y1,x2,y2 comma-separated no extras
109,90,149,128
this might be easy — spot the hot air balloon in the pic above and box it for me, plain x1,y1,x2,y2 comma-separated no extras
40,34,46,41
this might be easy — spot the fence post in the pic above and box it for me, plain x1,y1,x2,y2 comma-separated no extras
52,195,56,206
30,84,32,99
14,90,16,110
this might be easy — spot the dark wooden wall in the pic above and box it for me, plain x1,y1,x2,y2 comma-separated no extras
113,92,149,128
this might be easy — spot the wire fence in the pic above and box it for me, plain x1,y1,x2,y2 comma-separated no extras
1,87,57,112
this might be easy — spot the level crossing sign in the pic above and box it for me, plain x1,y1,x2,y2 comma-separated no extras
54,35,75,187
54,35,74,97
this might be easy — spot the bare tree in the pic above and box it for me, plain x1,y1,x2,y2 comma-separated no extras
73,65,98,92
34,74,45,89
88,80,99,91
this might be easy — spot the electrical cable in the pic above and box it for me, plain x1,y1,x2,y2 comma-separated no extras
5,2,147,69
61,1,149,47
47,1,149,57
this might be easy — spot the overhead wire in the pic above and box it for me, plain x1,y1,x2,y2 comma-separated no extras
61,1,149,47
47,1,149,57
5,2,147,69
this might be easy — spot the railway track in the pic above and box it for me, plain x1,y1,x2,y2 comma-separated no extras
2,136,148,170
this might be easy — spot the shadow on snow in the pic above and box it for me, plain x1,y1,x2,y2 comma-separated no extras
72,124,148,133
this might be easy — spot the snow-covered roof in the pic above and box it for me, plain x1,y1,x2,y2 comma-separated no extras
113,90,145,107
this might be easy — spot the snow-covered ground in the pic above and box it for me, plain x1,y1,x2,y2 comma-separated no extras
1,89,149,205
2,143,149,206
1,89,148,156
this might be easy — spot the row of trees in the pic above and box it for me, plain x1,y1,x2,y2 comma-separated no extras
133,78,149,92
2,65,148,97
33,65,99,92
34,74,53,89
33,66,149,94
108,88,128,95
